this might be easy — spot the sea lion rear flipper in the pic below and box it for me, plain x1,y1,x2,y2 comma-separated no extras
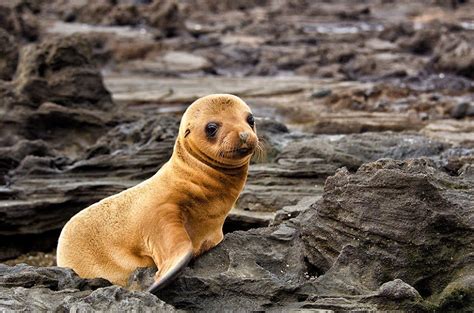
147,249,193,294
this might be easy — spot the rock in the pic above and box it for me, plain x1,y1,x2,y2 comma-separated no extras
15,34,113,109
379,22,415,42
146,222,310,311
126,51,211,74
277,132,447,172
145,0,184,37
103,4,141,26
272,196,320,225
0,28,19,80
0,2,39,41
301,158,473,308
398,24,442,54
0,263,110,290
0,264,177,312
183,0,270,13
450,102,474,119
433,33,474,79
304,112,424,134
2,158,473,311
46,0,184,37
310,88,332,98
421,119,474,146
376,279,422,301
437,275,474,312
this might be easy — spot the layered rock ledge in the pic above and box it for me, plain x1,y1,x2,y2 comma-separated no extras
2,159,472,312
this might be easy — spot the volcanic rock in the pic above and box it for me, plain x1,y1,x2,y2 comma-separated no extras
0,28,19,81
301,158,473,309
15,34,113,109
0,264,177,312
433,33,474,79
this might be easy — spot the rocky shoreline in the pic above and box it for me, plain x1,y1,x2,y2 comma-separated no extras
1,0,473,311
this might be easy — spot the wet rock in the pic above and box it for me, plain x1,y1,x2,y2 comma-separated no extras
0,28,19,81
301,158,473,308
0,264,177,312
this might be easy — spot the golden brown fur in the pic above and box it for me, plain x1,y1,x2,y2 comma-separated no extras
56,94,258,290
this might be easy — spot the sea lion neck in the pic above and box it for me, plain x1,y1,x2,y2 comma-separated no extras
175,137,249,176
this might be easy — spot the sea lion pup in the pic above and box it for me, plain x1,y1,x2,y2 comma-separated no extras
56,94,258,293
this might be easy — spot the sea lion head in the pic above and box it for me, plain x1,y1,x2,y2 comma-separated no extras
178,94,258,168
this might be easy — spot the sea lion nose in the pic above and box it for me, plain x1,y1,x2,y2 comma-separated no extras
239,132,249,143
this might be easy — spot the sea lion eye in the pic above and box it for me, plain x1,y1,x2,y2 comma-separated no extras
247,114,255,128
205,122,218,138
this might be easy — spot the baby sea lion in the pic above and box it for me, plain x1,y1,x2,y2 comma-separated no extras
56,94,258,293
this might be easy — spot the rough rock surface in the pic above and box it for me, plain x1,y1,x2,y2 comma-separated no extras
0,28,18,81
0,1,39,41
14,34,113,109
0,264,177,312
1,1,474,311
115,158,473,311
301,158,473,311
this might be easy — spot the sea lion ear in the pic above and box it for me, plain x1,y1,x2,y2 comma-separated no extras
184,129,190,138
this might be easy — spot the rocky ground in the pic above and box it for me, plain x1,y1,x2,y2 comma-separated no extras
0,0,473,311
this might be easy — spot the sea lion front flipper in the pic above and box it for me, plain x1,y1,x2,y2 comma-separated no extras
145,206,194,294
147,249,193,294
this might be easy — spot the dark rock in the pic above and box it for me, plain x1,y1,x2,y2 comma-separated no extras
310,88,332,98
0,2,39,41
399,24,442,54
2,158,473,311
433,33,474,79
14,34,113,109
0,28,19,81
183,0,270,13
148,223,310,311
277,132,447,172
104,4,141,26
379,22,415,42
0,264,177,312
301,159,473,308
0,263,110,290
145,0,184,37
451,102,474,119
399,73,474,93
437,275,474,312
